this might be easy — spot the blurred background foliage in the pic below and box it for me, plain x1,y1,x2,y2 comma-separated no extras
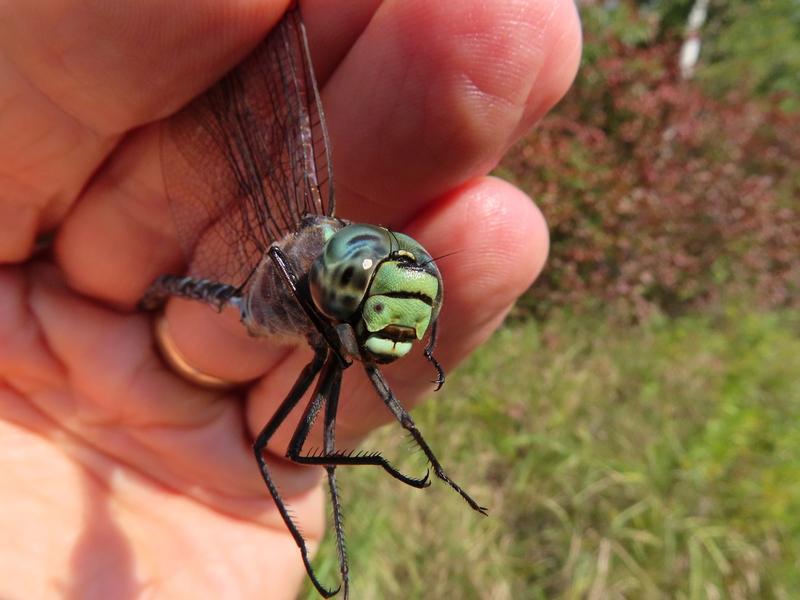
699,0,800,110
498,0,799,319
305,1,800,598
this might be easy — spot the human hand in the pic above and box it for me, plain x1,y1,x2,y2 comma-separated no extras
0,1,580,597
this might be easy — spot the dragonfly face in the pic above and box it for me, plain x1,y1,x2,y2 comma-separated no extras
309,224,443,363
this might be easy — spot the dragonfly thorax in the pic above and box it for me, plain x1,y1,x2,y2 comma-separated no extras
309,224,443,363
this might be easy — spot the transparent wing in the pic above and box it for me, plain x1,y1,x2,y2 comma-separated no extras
160,5,335,287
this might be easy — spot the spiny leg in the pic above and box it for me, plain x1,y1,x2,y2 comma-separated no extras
252,350,341,598
292,451,430,488
291,449,430,488
139,274,239,311
278,352,348,596
365,365,488,515
423,321,445,391
262,353,350,595
321,361,349,600
287,366,430,488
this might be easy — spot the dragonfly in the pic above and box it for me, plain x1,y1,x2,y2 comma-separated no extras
140,4,486,597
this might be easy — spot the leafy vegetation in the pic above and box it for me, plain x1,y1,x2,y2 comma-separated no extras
699,0,800,111
304,308,800,599
498,1,799,319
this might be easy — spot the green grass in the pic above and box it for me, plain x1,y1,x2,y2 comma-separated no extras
302,308,800,599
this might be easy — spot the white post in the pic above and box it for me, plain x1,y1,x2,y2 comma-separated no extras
679,0,711,79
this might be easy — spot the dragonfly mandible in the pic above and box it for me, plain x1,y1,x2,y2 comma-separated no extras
140,5,486,597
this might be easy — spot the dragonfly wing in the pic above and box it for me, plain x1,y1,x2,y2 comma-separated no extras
160,6,335,287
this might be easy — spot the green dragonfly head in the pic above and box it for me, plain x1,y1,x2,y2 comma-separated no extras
309,223,442,363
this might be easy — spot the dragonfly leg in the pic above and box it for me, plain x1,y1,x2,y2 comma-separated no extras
268,246,350,366
253,349,342,599
324,468,348,599
365,365,489,516
290,450,430,488
139,274,239,311
267,352,351,597
286,369,430,489
424,321,446,391
321,361,349,600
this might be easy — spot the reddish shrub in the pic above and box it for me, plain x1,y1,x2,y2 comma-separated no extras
500,27,800,318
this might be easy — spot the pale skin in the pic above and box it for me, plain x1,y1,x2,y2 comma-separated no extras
0,0,581,598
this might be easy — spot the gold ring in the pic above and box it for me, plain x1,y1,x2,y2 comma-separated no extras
153,311,239,390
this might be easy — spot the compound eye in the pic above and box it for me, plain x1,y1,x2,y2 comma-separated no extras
309,224,391,321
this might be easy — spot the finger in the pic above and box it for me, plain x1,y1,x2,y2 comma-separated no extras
1,1,289,133
248,175,548,452
0,0,288,262
329,0,582,223
55,0,577,304
9,263,323,500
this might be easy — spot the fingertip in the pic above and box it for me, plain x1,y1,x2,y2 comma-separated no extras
407,175,548,327
329,0,581,218
523,0,583,125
